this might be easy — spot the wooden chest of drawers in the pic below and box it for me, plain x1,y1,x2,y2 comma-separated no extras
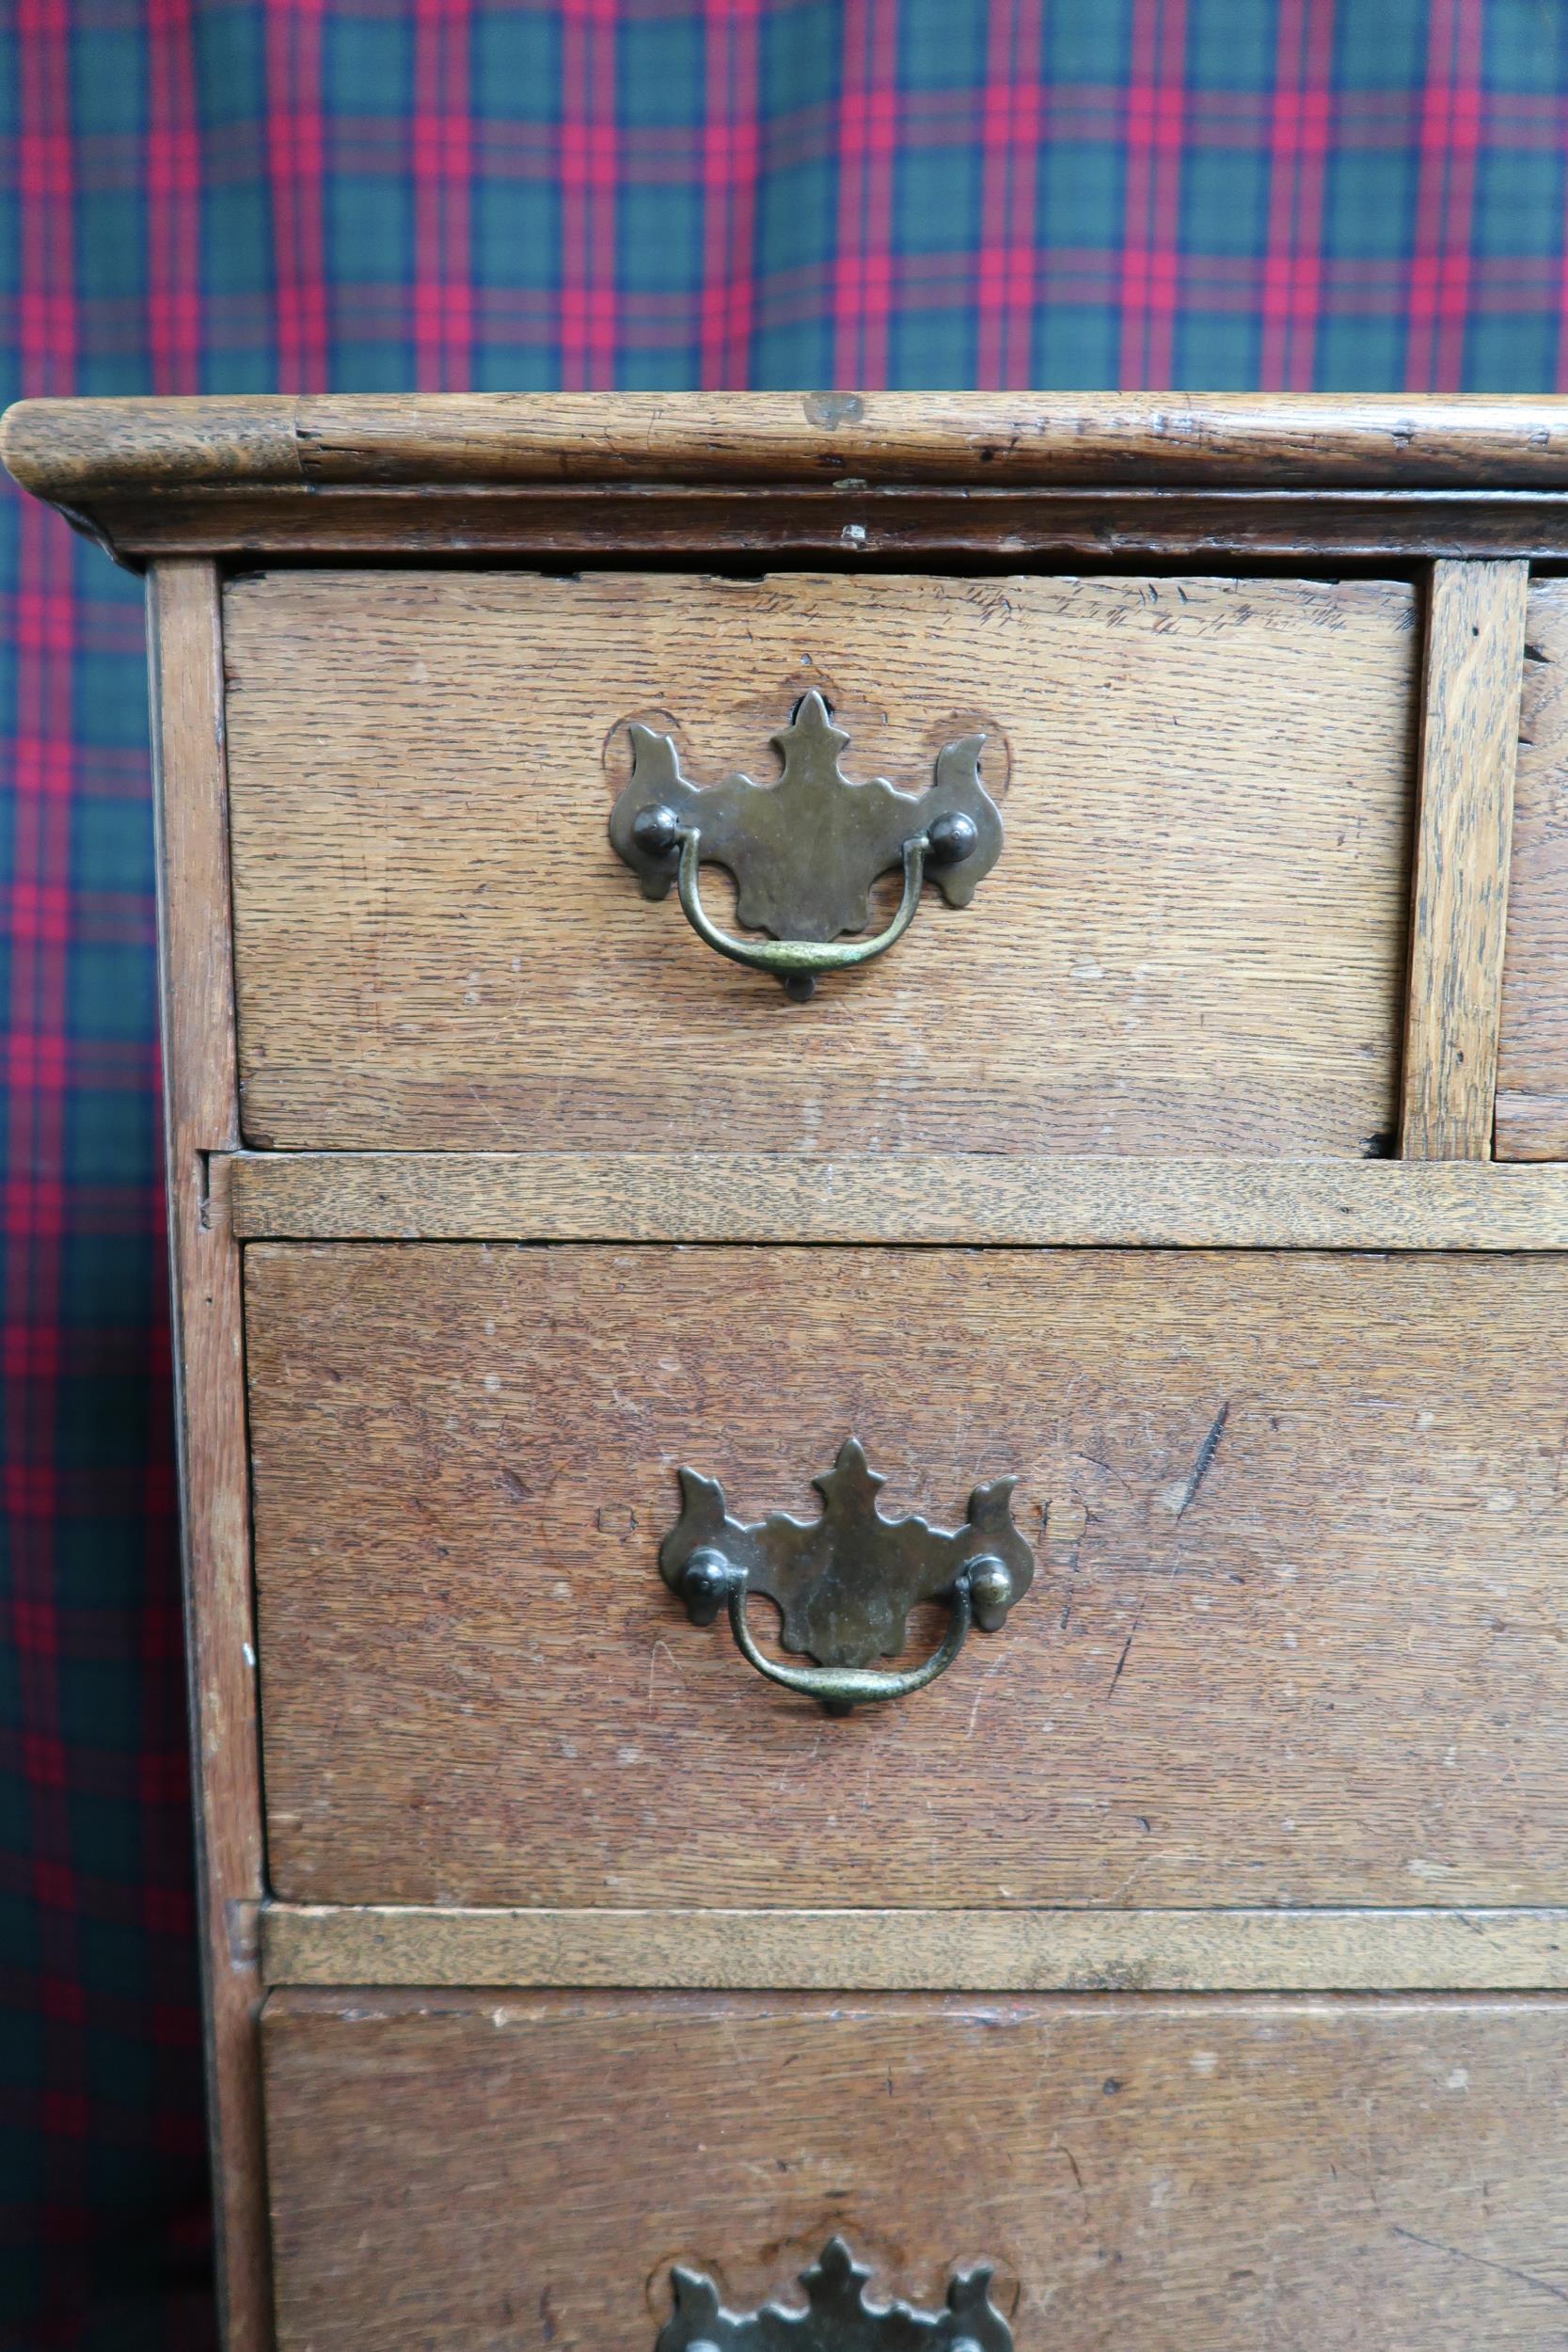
8,392,1568,2349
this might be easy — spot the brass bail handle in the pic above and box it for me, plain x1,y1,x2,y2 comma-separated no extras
609,691,1005,998
635,812,973,1000
657,1438,1037,1716
677,1547,1001,1716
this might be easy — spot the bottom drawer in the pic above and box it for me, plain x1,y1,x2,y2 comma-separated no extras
263,1990,1568,2350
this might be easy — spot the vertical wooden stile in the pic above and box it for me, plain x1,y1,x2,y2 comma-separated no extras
147,561,270,2350
1401,558,1529,1157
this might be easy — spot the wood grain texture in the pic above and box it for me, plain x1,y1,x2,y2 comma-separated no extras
226,1148,1568,1248
1402,561,1529,1158
12,391,1568,492
13,398,1568,560
245,1243,1568,1911
263,1989,1568,2352
1497,580,1568,1158
1497,1096,1568,1157
24,485,1568,566
261,1903,1568,1992
147,564,270,2352
224,569,1416,1156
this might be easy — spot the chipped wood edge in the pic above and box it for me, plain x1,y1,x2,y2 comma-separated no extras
1402,559,1530,1159
149,563,271,2352
261,1904,1568,1993
24,485,1568,569
13,392,1568,495
12,396,1568,563
226,1151,1568,1250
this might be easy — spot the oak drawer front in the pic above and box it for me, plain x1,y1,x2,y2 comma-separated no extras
246,1243,1568,1911
263,1990,1567,2352
225,569,1416,1158
1497,580,1568,1158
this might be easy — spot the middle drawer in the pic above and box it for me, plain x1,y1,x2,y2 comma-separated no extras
246,1242,1568,1911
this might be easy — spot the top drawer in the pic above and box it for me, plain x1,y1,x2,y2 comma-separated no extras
225,568,1416,1154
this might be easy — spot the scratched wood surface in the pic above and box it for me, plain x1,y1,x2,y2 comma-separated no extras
16,394,1568,564
263,1989,1568,2352
13,390,1568,493
1497,579,1568,1158
246,1243,1568,1910
223,570,1416,1156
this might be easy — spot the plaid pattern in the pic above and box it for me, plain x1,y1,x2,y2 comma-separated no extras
5,2,1568,2343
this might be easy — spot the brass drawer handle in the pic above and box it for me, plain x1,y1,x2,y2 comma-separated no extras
671,819,929,993
610,691,1004,999
659,1438,1035,1715
659,2235,1014,2351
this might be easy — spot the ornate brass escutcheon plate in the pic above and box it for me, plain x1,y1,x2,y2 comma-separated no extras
609,690,1005,996
658,1438,1036,1713
657,2236,1014,2352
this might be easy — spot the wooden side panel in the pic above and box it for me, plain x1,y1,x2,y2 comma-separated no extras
245,1244,1568,1911
224,570,1417,1157
147,564,269,2349
1401,561,1528,1158
1497,580,1568,1156
263,1989,1568,2352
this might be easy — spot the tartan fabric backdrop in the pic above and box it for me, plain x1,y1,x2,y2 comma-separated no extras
5,0,1568,2344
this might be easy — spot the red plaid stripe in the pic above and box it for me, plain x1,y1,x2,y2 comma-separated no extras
1261,0,1334,388
414,0,474,389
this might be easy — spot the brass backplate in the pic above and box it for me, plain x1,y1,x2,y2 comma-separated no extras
657,2237,1015,2351
610,689,1003,940
659,1437,1034,1670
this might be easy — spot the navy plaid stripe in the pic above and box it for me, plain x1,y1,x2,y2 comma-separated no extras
6,3,1568,2343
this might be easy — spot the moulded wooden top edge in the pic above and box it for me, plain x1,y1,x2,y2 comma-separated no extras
10,391,1568,503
